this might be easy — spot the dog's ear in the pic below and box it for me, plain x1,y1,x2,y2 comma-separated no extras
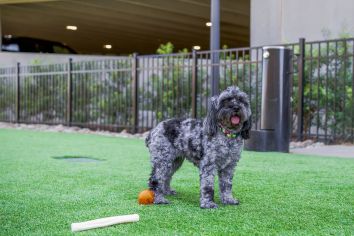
241,115,252,139
204,96,218,137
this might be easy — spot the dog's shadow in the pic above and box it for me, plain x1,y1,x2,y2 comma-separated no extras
169,191,241,209
167,186,239,208
169,190,199,205
167,188,218,207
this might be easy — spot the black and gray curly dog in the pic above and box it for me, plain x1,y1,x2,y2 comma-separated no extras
145,86,252,208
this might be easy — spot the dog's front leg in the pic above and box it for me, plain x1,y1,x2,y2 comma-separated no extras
218,162,239,205
199,159,218,209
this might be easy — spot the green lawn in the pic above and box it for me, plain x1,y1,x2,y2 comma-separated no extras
0,129,353,235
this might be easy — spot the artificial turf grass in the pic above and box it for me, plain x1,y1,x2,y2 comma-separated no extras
0,129,353,235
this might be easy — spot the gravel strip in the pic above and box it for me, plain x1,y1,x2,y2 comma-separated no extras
0,122,149,139
0,122,340,150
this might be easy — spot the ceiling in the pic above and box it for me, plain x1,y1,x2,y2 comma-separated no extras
0,0,250,55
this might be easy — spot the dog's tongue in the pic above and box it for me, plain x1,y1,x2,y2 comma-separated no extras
231,116,240,125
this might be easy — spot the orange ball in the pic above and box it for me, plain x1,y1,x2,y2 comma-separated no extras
138,189,154,205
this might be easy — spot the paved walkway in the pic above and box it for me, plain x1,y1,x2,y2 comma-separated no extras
291,145,354,158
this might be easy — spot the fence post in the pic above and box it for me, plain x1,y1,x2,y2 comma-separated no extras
15,62,20,123
131,53,138,133
67,58,73,126
297,38,305,141
191,50,198,118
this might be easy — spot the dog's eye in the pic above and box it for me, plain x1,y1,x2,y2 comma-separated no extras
242,100,249,107
238,97,248,106
223,99,234,107
222,99,231,106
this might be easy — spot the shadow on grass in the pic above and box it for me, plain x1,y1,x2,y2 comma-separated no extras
168,188,243,209
52,155,105,162
168,190,200,206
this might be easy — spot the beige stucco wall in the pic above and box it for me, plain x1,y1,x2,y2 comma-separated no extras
251,0,354,46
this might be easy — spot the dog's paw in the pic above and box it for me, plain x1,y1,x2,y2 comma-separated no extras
164,189,177,195
154,196,170,204
200,201,218,209
221,197,239,205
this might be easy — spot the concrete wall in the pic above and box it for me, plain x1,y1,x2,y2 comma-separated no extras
0,52,126,67
251,0,354,46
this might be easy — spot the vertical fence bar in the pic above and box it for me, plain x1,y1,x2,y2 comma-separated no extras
316,43,321,141
308,43,313,138
67,58,73,125
131,53,138,133
325,42,329,143
352,41,354,142
333,41,338,140
191,50,198,118
15,62,20,123
297,38,305,141
248,49,252,104
343,41,347,139
255,48,260,130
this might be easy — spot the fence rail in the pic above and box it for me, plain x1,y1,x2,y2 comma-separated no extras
0,38,353,143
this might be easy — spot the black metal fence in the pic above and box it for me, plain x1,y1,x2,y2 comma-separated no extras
136,48,263,130
0,38,353,143
286,38,354,143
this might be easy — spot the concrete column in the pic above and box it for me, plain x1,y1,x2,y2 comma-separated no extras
250,0,282,47
0,8,2,51
251,0,354,46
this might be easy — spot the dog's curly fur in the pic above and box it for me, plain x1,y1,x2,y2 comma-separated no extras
145,86,252,208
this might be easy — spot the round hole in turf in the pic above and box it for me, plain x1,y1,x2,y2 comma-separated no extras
52,155,104,162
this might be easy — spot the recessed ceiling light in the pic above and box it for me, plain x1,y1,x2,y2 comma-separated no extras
103,44,112,49
193,45,201,50
66,25,77,31
206,22,212,27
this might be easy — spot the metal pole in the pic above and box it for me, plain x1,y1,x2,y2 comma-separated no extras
210,0,220,96
191,49,198,118
131,53,138,133
297,38,305,141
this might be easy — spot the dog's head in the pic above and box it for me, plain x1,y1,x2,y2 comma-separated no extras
204,86,252,139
